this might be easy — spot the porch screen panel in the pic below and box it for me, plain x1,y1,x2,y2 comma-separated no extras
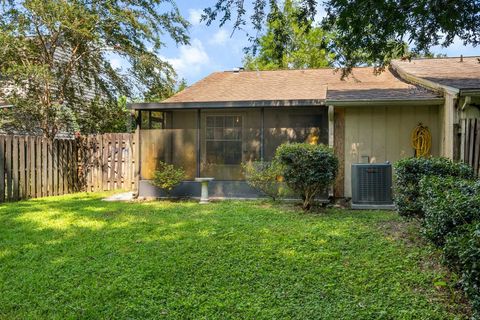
206,115,242,165
264,107,329,160
201,109,261,180
139,110,197,180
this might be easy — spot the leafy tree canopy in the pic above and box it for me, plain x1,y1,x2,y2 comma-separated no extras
243,0,333,70
0,0,189,138
144,78,188,102
204,0,480,71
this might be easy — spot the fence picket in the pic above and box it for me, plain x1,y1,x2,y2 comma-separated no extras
12,136,19,200
19,137,26,198
474,119,480,176
0,136,5,202
35,137,42,197
25,137,31,198
5,136,12,201
461,118,480,177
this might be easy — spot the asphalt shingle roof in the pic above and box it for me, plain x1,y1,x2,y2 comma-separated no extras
163,67,442,104
392,56,480,90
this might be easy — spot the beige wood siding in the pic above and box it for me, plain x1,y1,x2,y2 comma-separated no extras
344,105,441,197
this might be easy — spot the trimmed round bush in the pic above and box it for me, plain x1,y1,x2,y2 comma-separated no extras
394,157,474,219
419,176,480,246
275,143,338,211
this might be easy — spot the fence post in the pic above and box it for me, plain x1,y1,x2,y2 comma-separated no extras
0,136,5,202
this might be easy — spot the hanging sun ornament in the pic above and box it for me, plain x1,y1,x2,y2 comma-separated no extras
411,123,432,158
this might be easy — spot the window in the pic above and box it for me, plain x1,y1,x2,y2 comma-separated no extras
139,110,165,129
206,115,242,165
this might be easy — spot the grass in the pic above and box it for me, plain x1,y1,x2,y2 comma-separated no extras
0,193,468,319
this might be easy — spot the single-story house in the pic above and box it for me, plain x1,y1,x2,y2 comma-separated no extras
129,56,480,200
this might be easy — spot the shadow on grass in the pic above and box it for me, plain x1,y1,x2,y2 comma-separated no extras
0,194,467,319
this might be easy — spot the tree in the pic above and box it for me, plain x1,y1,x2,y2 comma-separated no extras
0,0,189,138
144,78,188,102
203,0,480,71
243,0,332,70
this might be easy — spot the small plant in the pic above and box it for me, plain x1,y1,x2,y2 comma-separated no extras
394,157,474,219
242,160,286,201
152,161,185,196
275,143,338,211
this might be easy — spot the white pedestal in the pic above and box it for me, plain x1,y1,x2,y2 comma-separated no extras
195,178,214,204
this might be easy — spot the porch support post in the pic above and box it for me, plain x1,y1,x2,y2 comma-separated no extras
328,105,335,148
444,93,456,159
134,121,141,195
260,107,265,161
196,109,201,177
328,105,335,197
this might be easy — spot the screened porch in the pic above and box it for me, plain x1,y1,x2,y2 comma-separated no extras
137,107,329,183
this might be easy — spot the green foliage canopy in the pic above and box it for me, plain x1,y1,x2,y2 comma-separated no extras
243,0,333,70
204,0,480,71
0,0,189,138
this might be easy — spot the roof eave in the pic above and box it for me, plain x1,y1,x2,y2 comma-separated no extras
128,99,327,110
326,98,444,107
390,61,460,96
459,89,480,97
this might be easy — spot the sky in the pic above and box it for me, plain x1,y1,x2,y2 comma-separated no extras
146,0,479,86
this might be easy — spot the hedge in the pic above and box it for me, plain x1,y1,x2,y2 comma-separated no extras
395,157,479,317
444,223,480,319
393,157,474,219
419,176,480,246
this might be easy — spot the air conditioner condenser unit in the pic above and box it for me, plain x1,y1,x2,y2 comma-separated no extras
351,163,394,210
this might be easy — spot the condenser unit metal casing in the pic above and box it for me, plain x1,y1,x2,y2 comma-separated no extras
351,163,394,210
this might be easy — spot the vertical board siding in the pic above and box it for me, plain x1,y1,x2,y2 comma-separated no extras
461,119,480,176
0,133,136,202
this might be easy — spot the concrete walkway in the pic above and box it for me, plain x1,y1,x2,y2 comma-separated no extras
102,192,135,202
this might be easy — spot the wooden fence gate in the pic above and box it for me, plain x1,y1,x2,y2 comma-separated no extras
79,133,137,192
460,118,480,176
0,133,137,203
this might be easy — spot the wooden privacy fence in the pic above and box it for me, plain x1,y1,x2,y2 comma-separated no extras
461,118,480,176
0,136,80,202
0,133,137,202
79,133,137,192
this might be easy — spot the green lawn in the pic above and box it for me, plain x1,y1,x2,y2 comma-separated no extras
0,193,467,319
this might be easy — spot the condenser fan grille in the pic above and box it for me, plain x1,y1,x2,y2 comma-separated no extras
352,164,392,205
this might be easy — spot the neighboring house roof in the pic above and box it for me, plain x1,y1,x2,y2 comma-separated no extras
391,56,480,95
131,67,442,109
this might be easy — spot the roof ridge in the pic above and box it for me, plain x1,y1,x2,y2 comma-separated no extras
395,55,480,62
220,66,383,73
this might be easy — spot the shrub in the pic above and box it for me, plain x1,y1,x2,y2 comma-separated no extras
393,157,474,219
242,160,287,201
275,143,338,211
443,223,480,318
152,161,185,196
419,176,480,246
